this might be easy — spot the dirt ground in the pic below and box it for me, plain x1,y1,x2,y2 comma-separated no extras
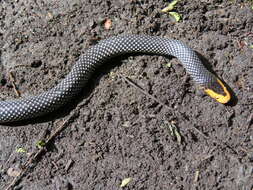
0,0,252,189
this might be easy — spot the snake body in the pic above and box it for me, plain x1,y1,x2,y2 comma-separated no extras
0,35,230,123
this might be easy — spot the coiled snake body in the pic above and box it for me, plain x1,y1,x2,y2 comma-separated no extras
0,35,230,123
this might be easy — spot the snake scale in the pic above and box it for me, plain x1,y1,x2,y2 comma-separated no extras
0,35,230,123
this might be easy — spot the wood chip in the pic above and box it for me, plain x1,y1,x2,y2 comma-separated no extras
65,159,74,171
7,168,21,177
194,170,200,182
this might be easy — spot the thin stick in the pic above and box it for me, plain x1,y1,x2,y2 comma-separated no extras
5,113,76,190
120,75,174,112
246,113,253,132
5,93,93,190
9,71,21,97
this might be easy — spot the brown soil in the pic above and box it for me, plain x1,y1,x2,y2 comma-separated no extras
0,0,253,189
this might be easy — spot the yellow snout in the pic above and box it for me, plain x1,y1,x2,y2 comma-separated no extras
204,79,231,104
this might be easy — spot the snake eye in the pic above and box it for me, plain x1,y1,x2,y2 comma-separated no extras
204,79,231,104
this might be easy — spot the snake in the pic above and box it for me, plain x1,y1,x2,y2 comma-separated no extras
0,35,231,123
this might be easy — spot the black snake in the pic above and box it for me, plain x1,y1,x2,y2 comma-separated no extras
0,35,230,123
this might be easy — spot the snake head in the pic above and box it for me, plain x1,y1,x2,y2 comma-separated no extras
204,79,231,104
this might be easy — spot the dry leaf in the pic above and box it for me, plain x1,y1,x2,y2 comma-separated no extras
120,177,132,187
104,19,112,30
